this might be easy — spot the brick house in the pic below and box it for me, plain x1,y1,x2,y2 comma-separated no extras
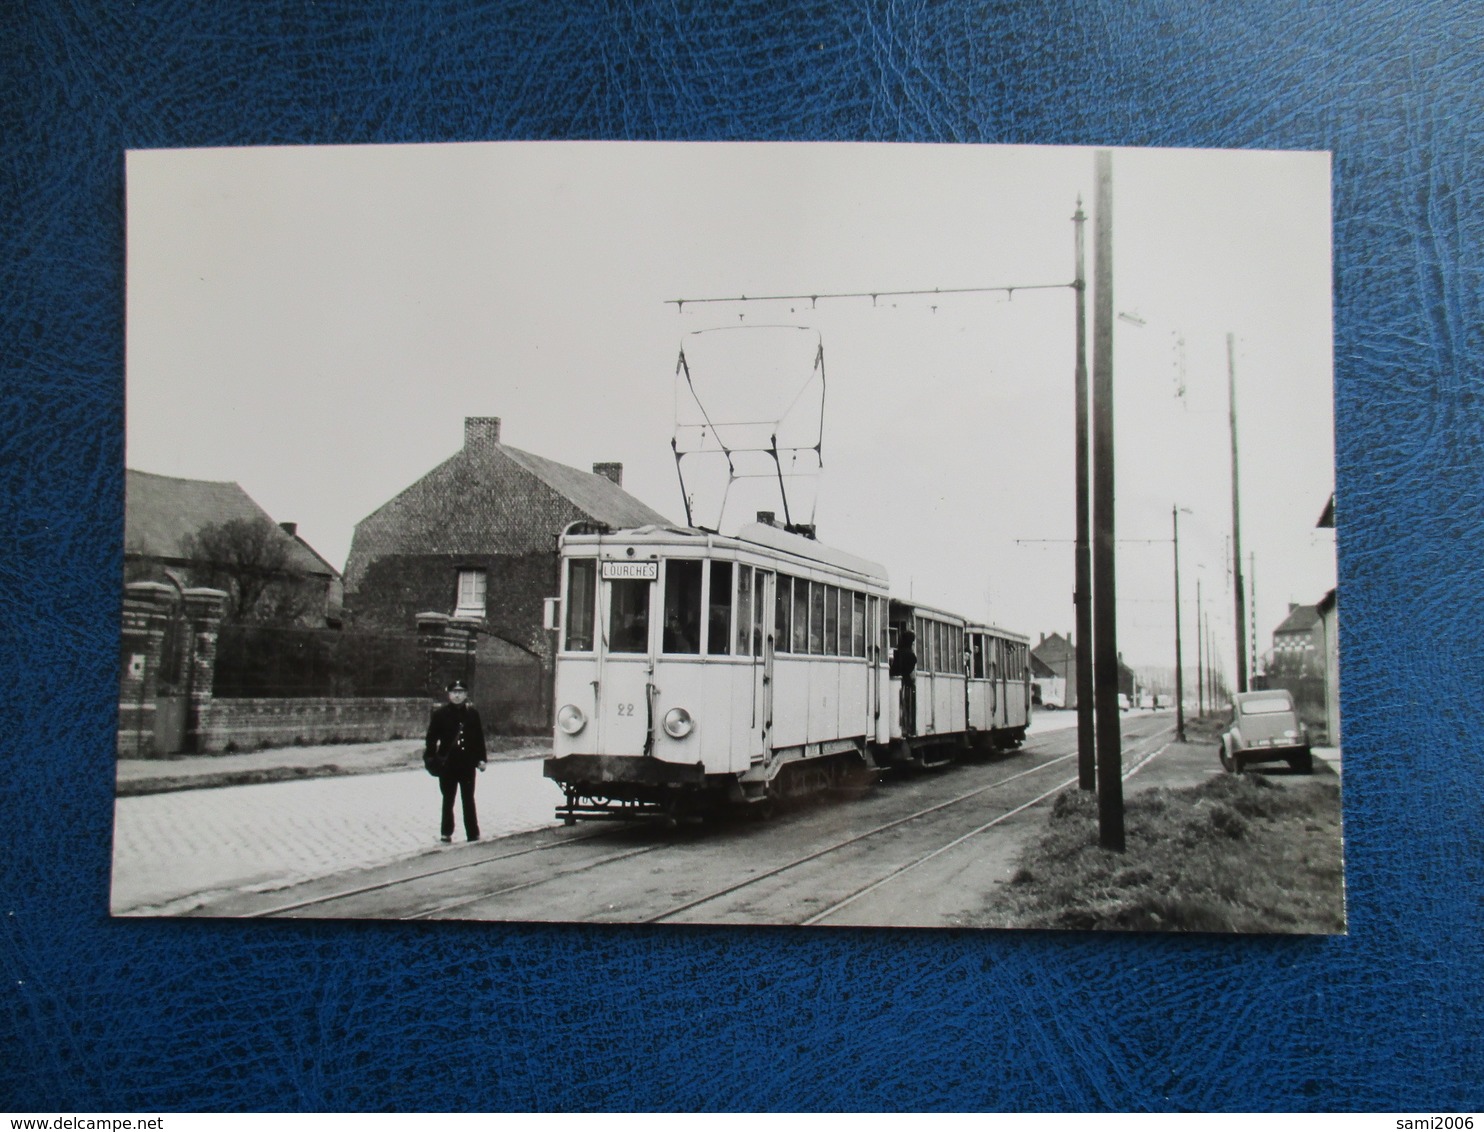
1030,632,1077,708
124,469,342,625
1028,632,1135,708
1269,603,1323,678
342,417,672,726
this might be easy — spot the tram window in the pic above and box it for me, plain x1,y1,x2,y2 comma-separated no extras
564,558,596,652
663,559,702,654
776,575,791,654
972,634,985,679
753,571,769,656
824,585,839,655
608,578,650,654
793,579,810,653
735,567,753,656
852,593,866,658
707,562,732,656
807,581,824,654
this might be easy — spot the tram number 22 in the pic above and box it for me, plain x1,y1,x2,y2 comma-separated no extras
615,703,637,717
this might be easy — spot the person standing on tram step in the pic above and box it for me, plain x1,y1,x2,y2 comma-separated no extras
890,628,918,736
424,679,487,843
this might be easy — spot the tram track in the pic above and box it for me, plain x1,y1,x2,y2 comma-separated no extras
244,721,1172,923
800,730,1173,926
638,747,1083,925
241,823,642,918
647,723,1175,926
250,731,1082,919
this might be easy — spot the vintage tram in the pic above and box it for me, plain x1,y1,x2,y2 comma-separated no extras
542,519,1030,822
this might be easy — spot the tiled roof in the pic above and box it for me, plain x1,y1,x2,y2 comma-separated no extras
343,440,675,591
500,445,671,530
1274,604,1321,635
125,469,336,578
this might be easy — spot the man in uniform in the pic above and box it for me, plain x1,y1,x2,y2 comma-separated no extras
425,679,487,842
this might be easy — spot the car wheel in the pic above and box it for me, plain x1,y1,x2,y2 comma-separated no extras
1219,741,1234,773
1289,748,1313,774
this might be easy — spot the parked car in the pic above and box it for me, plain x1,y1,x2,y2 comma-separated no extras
1218,689,1313,774
1117,693,1130,712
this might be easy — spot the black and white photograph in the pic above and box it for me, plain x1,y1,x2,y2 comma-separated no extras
115,140,1341,932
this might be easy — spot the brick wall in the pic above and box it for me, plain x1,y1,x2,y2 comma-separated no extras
351,550,558,665
197,697,435,753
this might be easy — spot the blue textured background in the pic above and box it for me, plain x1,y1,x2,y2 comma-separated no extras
3,0,1481,1112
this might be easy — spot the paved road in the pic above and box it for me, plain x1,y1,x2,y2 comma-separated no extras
111,758,564,914
199,714,1184,925
111,709,1330,919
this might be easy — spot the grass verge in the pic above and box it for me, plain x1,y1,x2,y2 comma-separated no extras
979,771,1345,934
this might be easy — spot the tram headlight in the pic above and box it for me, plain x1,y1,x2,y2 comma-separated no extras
662,707,694,739
557,704,587,736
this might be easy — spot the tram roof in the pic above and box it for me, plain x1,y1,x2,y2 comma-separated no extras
569,521,889,584
890,599,1028,642
733,522,888,582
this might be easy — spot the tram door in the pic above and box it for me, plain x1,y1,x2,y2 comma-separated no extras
751,570,775,763
597,562,657,755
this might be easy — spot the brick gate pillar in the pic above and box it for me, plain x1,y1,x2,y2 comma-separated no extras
181,588,228,753
118,582,176,759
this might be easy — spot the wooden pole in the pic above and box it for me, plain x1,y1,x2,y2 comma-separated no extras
1092,150,1124,852
1073,198,1096,790
1228,333,1249,694
1173,506,1186,743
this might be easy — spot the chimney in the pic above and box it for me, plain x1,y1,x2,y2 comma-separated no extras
464,416,502,457
279,522,298,537
592,462,623,487
1288,602,1299,613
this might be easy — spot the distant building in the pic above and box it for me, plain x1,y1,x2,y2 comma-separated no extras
1029,632,1135,708
1261,492,1340,743
343,417,673,718
1315,493,1340,743
124,469,341,625
1269,602,1323,679
1031,632,1078,708
1316,588,1339,744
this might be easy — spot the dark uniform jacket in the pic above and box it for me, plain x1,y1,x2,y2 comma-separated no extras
890,634,918,679
425,702,487,775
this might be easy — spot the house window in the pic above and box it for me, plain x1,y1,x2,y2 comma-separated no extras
456,569,487,616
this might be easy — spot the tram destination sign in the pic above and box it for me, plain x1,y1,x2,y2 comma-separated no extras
602,560,658,581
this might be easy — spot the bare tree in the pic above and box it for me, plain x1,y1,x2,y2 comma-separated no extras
180,517,316,623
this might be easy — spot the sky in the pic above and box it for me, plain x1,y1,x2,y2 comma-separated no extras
126,141,1336,673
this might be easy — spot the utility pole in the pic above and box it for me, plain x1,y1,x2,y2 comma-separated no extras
1091,150,1124,852
1196,576,1205,716
1227,332,1248,694
1249,551,1258,684
1173,505,1187,743
1072,197,1096,791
